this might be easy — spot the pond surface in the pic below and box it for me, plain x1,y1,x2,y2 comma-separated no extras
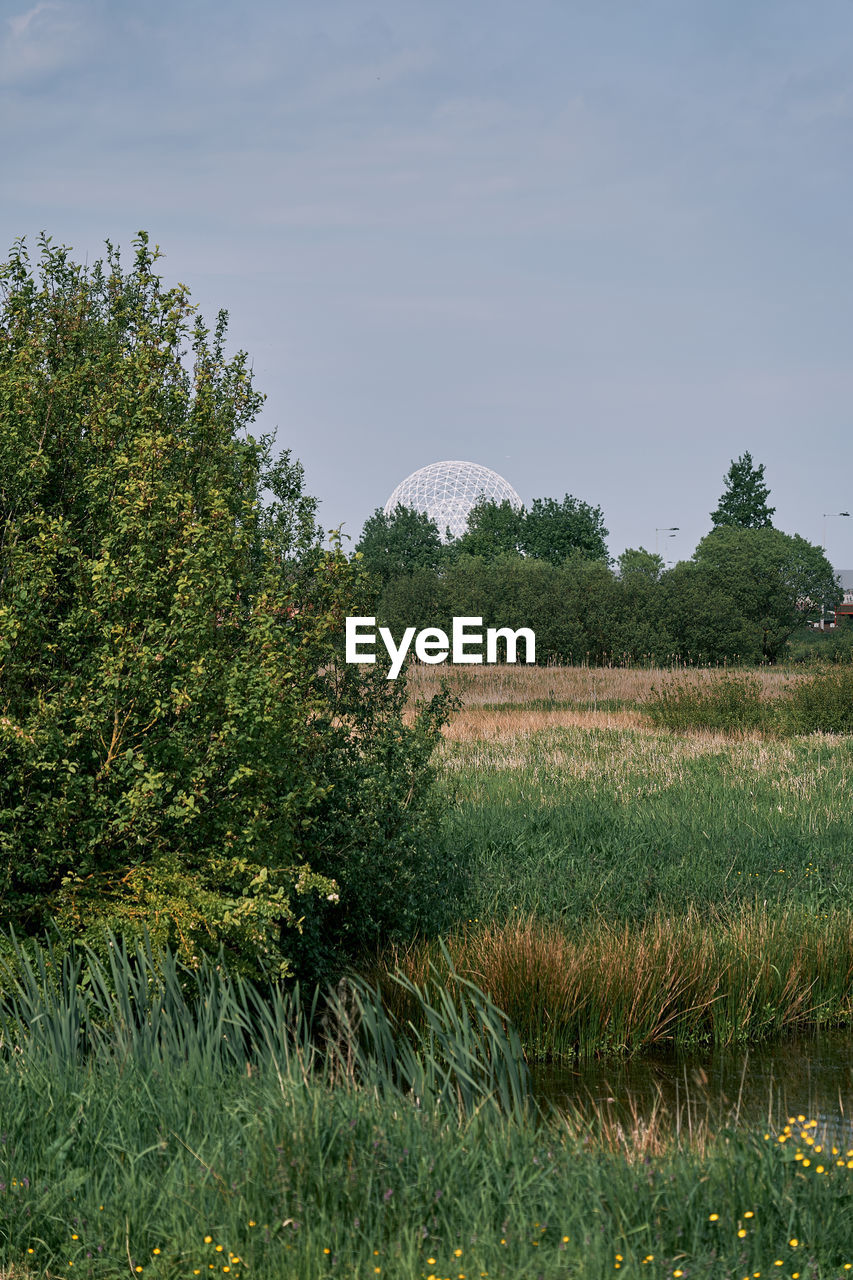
530,1028,853,1143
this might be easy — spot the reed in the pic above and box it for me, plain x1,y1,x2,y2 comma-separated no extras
406,661,805,712
368,904,853,1061
0,929,530,1123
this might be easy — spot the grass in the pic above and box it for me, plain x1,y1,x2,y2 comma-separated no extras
405,661,805,711
367,904,853,1060
383,663,853,1061
4,662,853,1277
1,936,853,1279
436,726,853,925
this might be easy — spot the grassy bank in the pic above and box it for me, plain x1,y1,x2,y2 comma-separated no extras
0,938,852,1280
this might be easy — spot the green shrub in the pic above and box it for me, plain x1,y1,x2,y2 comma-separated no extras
646,673,771,733
0,233,451,982
786,625,853,664
781,663,853,734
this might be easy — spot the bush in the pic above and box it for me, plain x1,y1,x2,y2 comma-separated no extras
786,626,853,664
780,664,853,735
646,674,771,733
0,233,451,982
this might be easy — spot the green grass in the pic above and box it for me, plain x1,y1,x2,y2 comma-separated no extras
437,727,853,925
1,935,852,1280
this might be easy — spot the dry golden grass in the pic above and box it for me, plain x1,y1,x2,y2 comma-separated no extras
406,661,805,708
440,705,646,740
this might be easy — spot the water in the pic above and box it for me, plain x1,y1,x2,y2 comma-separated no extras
530,1027,853,1142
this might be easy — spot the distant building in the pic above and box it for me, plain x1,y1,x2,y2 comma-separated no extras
384,460,522,542
835,570,853,625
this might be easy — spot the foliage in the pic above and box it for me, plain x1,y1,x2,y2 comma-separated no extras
710,450,776,529
286,668,465,980
0,233,449,980
780,663,853,734
354,503,445,584
685,526,840,662
454,495,524,559
522,493,610,563
786,624,853,664
646,673,771,733
617,546,664,582
377,564,449,635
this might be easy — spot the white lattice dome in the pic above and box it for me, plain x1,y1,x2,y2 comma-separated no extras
384,461,522,541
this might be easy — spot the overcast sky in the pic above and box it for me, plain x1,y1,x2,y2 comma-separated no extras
4,0,853,566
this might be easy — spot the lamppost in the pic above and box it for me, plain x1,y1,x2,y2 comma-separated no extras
655,527,679,555
820,513,849,629
822,511,850,550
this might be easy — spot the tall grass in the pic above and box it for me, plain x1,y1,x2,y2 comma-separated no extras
0,936,852,1279
406,661,804,711
0,931,529,1122
435,726,853,925
370,904,853,1061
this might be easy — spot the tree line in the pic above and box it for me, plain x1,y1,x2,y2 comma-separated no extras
356,455,841,665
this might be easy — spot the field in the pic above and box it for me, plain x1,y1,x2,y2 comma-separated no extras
381,665,853,1063
4,663,853,1279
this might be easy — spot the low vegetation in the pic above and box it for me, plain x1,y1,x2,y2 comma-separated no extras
382,663,853,1064
1,936,852,1280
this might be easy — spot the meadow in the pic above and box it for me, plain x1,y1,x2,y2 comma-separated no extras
4,662,853,1279
382,665,853,1061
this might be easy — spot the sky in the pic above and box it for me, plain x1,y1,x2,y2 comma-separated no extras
3,0,853,568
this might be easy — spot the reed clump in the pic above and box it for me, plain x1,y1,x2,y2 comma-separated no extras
370,904,853,1061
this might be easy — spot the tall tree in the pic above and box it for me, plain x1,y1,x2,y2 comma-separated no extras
617,547,664,582
521,495,610,564
454,497,525,560
355,504,444,584
711,452,775,528
688,526,840,661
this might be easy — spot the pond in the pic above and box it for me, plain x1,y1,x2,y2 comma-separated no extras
530,1027,853,1144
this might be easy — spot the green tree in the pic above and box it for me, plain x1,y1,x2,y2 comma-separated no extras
377,567,449,637
617,547,665,582
521,495,609,564
677,527,840,662
355,504,444,584
0,233,450,979
711,451,776,529
454,497,525,560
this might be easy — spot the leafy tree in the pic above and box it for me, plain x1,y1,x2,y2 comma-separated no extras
355,504,444,584
521,495,609,564
686,526,839,661
0,233,451,979
618,547,664,582
711,451,776,529
454,497,525,560
377,566,450,638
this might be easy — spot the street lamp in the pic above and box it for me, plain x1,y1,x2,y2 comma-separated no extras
655,527,679,555
820,513,850,629
822,512,850,550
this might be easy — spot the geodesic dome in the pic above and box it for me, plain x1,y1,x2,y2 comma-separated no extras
384,461,522,542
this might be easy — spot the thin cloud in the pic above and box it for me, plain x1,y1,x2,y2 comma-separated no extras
1,1,83,84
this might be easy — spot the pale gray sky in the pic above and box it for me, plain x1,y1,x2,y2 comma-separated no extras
3,0,853,565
